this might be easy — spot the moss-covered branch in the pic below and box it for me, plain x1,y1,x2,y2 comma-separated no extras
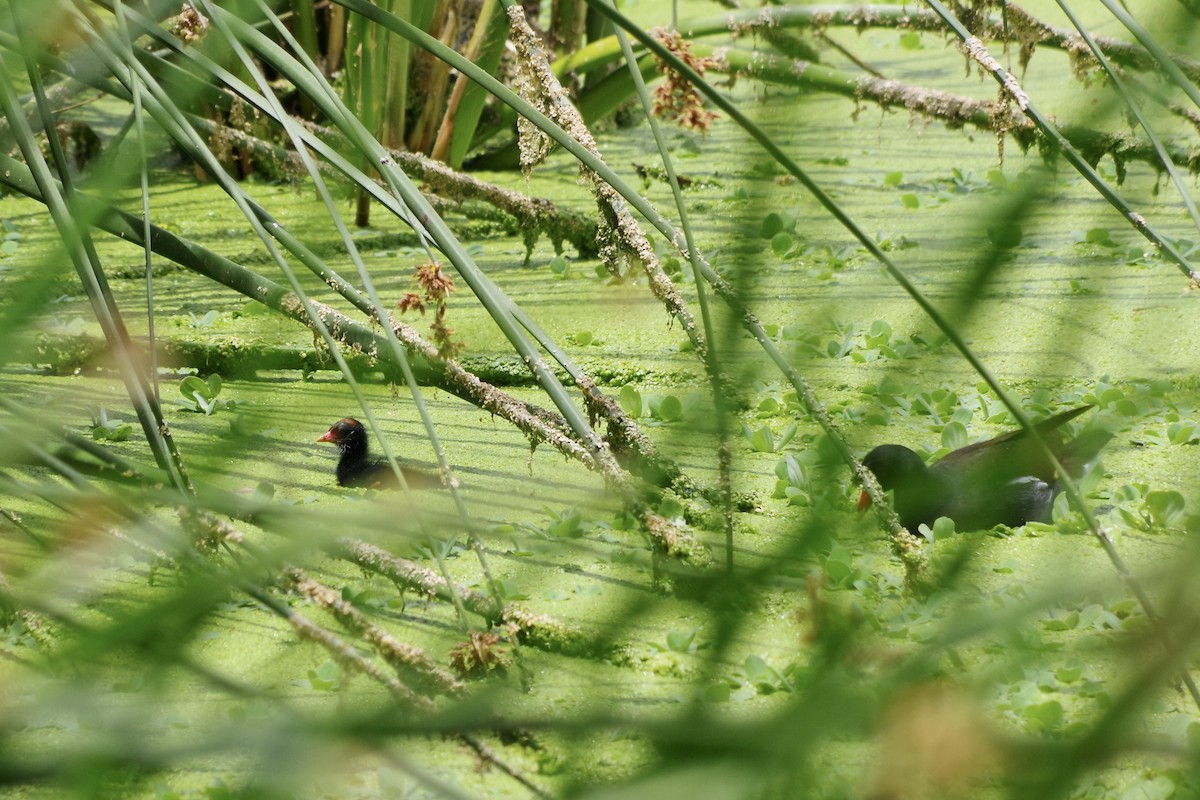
333,538,603,658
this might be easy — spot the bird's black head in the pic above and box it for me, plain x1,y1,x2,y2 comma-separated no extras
861,444,928,491
317,418,368,453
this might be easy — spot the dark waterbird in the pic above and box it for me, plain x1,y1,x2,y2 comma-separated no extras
859,405,1110,531
317,417,441,489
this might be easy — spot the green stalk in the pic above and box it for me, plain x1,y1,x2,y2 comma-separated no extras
290,0,320,62
380,0,411,152
1096,0,1200,107
343,2,377,224
93,2,468,545
438,0,505,167
113,0,160,405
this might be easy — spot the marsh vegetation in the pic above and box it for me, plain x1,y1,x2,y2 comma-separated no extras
1,1,1199,798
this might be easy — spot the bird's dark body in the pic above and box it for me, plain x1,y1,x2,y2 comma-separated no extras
318,418,441,490
861,406,1110,531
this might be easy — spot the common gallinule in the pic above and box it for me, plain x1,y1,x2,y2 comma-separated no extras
317,418,441,489
859,405,1110,531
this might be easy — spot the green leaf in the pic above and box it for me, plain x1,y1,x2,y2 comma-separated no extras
1043,610,1079,631
748,425,775,453
760,212,784,238
494,579,528,602
549,510,584,538
1077,604,1103,628
776,459,798,485
656,394,683,422
1145,490,1185,528
743,654,773,685
883,171,903,186
179,376,213,402
1120,775,1176,800
666,629,696,653
618,385,642,418
1054,665,1082,684
757,396,781,415
239,299,271,316
900,193,919,209
770,232,794,256
777,421,798,449
1021,700,1063,732
1118,507,1147,530
940,421,968,450
784,488,809,507
899,31,922,50
787,456,806,486
106,424,132,442
823,548,855,584
305,660,340,691
189,310,219,328
1051,491,1073,523
195,395,217,415
549,254,569,278
1168,421,1197,445
930,516,956,541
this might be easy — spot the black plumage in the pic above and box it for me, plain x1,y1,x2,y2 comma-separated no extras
317,418,441,490
859,405,1110,531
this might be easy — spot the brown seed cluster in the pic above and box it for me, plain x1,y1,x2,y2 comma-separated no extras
448,631,510,679
397,261,463,359
652,29,720,133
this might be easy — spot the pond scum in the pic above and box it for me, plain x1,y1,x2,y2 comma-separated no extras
0,1,1199,798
